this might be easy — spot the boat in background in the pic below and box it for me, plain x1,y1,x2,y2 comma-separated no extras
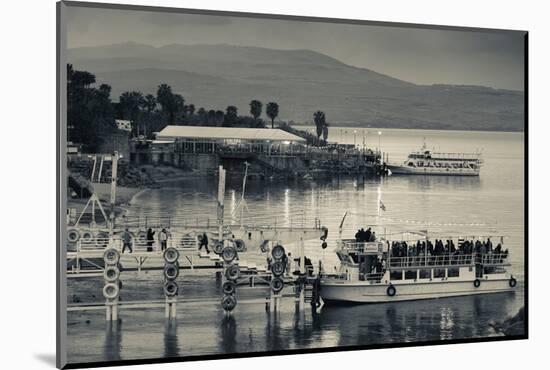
387,140,483,176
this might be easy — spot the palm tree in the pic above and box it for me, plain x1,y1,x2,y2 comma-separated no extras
207,109,216,125
225,105,238,126
215,110,225,126
266,102,279,129
144,94,156,113
249,100,263,124
119,91,145,135
314,111,326,140
156,84,179,124
322,122,329,143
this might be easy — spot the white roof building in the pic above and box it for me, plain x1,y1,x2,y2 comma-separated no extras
156,125,305,143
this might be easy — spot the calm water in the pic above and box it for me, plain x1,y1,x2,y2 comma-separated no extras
67,128,525,364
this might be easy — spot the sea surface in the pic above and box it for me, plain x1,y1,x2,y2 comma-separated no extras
67,128,525,364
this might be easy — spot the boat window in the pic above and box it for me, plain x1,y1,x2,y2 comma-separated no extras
434,268,446,278
404,270,417,280
448,268,459,278
390,270,403,281
419,269,431,279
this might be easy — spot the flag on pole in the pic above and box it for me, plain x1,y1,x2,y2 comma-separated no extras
379,200,386,212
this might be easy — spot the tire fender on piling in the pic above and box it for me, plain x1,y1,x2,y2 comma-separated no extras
509,277,517,288
225,265,241,281
221,295,237,312
103,283,120,299
164,281,179,297
103,265,120,282
234,239,246,252
222,246,237,263
271,261,286,276
81,230,95,243
213,241,225,255
386,285,396,297
222,281,237,295
163,247,179,264
473,279,481,288
103,248,120,265
271,277,284,293
164,263,180,280
272,245,286,260
67,228,80,243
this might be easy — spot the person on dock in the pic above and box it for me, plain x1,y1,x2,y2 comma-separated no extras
199,232,210,254
365,227,372,242
159,228,169,251
146,228,155,252
122,228,133,254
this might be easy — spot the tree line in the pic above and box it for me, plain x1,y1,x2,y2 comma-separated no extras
67,65,330,151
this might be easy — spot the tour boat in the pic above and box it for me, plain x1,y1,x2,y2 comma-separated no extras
386,142,483,176
320,234,516,304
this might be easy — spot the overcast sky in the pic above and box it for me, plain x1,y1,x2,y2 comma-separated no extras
66,5,525,90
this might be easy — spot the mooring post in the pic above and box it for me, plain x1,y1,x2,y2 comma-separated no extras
165,297,170,319
299,284,305,312
106,303,112,321
112,299,118,321
171,301,177,318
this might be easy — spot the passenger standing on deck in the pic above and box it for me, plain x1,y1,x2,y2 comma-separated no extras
369,231,376,242
159,228,169,251
146,228,155,252
365,228,372,243
199,232,210,254
122,228,133,253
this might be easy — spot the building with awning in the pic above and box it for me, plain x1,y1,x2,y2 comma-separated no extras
156,125,305,144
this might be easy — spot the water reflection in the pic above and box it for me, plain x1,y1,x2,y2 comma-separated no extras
103,321,122,362
163,319,179,358
317,292,516,347
219,314,237,354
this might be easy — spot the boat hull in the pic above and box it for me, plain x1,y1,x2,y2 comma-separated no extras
387,165,479,176
320,278,514,303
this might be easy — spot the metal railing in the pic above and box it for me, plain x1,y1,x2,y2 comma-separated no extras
477,253,510,266
389,254,475,268
388,252,509,268
340,241,386,253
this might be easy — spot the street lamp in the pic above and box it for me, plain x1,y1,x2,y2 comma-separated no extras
354,130,357,147
378,131,382,153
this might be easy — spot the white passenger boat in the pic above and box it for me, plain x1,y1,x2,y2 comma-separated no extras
386,142,483,176
320,234,516,303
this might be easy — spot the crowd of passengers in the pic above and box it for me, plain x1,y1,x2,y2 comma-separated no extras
355,227,377,242
389,238,508,258
352,227,509,259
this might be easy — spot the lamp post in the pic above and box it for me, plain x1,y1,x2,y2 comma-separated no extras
378,131,382,153
354,130,357,148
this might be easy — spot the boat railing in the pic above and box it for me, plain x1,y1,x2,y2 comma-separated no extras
389,254,475,268
340,241,385,253
409,151,482,160
388,252,509,269
477,253,510,266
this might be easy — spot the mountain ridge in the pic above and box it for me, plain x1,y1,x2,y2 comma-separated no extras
67,42,524,131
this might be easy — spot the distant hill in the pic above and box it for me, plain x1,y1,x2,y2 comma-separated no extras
67,42,524,132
